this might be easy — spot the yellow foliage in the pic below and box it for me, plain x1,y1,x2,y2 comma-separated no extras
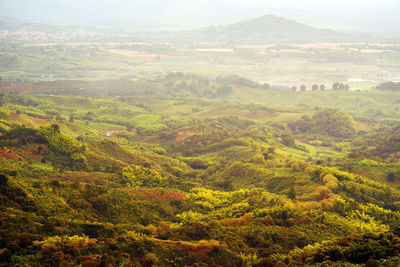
305,166,315,175
252,154,265,164
125,231,146,241
176,211,203,224
322,174,339,190
144,224,158,235
239,252,260,267
298,186,335,202
291,162,300,172
34,235,96,251
265,160,275,168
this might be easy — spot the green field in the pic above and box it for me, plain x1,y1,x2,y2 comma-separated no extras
2,40,400,87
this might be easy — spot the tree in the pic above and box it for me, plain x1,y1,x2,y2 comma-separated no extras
83,112,94,121
0,174,8,186
387,172,396,182
281,131,295,147
377,82,400,91
320,84,326,90
332,82,340,90
312,84,319,91
288,115,312,133
288,109,357,138
0,92,5,106
55,114,64,121
288,187,296,200
300,85,306,92
50,124,60,132
216,84,233,96
291,86,297,92
121,165,163,187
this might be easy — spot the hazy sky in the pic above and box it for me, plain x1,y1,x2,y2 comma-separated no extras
3,0,399,12
1,0,399,31
224,0,399,9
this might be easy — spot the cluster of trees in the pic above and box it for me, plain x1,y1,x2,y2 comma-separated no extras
216,74,269,89
292,82,350,92
0,73,278,99
377,82,400,91
332,82,350,91
37,124,88,170
312,84,326,91
293,84,325,92
120,165,163,187
0,124,88,170
288,108,357,138
294,83,349,92
282,232,400,265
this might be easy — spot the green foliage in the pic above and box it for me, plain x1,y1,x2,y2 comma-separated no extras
377,82,400,91
38,124,88,170
216,74,261,89
285,231,400,265
1,92,400,266
289,109,357,138
180,156,219,169
5,103,47,119
121,165,163,187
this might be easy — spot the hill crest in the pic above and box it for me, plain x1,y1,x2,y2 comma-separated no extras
196,14,350,43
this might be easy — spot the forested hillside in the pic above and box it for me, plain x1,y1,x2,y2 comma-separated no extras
1,76,400,266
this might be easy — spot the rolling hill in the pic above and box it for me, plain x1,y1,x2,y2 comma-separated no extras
190,14,352,43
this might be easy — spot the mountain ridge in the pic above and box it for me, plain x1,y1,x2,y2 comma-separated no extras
0,13,369,43
188,14,353,43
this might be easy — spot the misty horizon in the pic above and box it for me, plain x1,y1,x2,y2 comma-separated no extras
1,0,399,33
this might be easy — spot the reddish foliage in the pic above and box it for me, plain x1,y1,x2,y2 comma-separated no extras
76,256,99,264
175,131,195,142
39,172,108,187
158,222,171,232
16,232,44,247
17,144,47,161
262,216,274,225
41,243,56,256
186,247,211,257
82,259,101,267
0,147,25,161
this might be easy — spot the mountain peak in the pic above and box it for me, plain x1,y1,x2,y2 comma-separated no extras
198,14,348,43
225,14,314,33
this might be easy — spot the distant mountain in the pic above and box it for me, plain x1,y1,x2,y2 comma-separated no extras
1,0,399,37
0,13,373,44
189,15,352,43
0,21,64,32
